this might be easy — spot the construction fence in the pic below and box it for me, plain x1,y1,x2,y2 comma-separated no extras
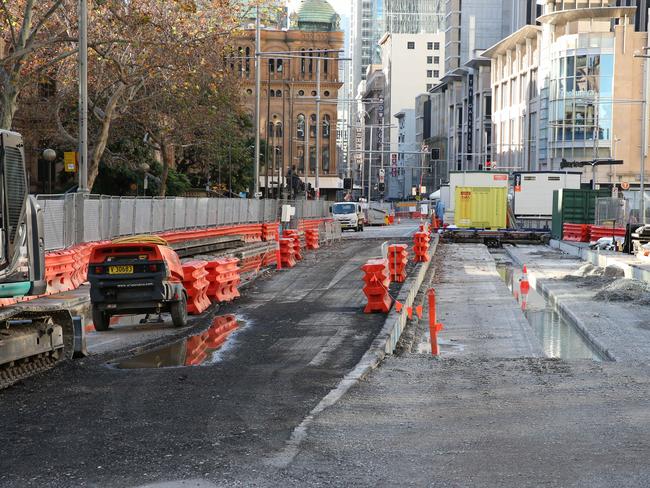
36,193,331,251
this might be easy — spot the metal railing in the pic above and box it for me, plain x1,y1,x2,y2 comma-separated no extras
36,194,330,251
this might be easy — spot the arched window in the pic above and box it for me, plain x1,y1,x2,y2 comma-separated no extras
275,122,283,138
322,115,331,138
270,90,275,97
324,54,329,75
237,47,243,77
276,90,282,97
322,148,330,173
277,59,283,73
268,58,275,74
297,114,305,140
309,114,317,138
301,49,306,74
308,49,313,74
245,47,251,77
268,121,274,140
274,146,282,169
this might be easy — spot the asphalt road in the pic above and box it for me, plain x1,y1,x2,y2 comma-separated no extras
0,230,415,488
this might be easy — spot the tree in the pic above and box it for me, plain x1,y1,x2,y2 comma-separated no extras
0,0,76,129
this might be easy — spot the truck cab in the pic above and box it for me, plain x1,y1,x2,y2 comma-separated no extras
331,202,365,232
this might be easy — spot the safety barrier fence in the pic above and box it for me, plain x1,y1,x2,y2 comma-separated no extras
562,223,626,243
36,193,330,251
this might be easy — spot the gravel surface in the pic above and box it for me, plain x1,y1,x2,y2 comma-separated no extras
0,238,405,488
283,355,650,487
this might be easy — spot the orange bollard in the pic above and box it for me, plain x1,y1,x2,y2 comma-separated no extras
276,226,282,271
427,288,444,356
520,265,530,296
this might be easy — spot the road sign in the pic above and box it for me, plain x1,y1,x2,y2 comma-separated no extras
621,181,630,190
64,152,77,172
612,186,619,198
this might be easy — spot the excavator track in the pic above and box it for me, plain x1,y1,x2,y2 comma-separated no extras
0,353,61,390
0,308,75,390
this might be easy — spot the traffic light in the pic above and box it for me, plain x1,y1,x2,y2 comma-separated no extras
343,177,352,190
378,182,385,193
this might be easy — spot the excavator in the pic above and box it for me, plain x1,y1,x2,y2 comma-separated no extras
0,130,75,388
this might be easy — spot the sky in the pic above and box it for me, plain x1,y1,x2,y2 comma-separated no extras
287,0,349,17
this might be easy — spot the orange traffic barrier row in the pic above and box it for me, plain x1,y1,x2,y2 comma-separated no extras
563,223,590,242
279,238,297,268
182,260,211,315
361,258,392,313
205,258,240,303
283,230,303,261
305,229,320,250
589,225,626,242
413,231,431,263
239,255,264,275
388,244,409,283
45,249,77,294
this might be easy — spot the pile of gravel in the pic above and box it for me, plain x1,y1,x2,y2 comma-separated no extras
561,263,623,287
594,279,650,304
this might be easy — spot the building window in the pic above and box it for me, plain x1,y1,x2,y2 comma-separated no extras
298,90,305,96
427,70,433,78
277,59,283,73
322,148,330,173
297,114,305,140
297,147,305,172
309,147,316,172
433,70,439,78
427,83,433,91
309,114,317,138
324,90,330,97
275,122,283,138
407,41,415,50
434,42,440,50
323,115,331,138
427,56,433,64
434,56,439,64
427,42,433,50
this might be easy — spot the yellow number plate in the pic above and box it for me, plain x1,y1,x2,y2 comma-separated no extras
108,265,134,275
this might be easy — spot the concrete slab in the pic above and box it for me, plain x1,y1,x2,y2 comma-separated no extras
434,243,544,358
506,244,650,362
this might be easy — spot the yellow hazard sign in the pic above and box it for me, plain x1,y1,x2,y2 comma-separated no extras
64,152,77,172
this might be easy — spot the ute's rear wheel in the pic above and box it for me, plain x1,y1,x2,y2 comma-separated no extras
92,306,111,332
170,293,188,328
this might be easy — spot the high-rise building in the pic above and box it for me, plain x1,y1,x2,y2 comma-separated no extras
384,0,445,34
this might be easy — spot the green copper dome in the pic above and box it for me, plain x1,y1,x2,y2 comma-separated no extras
294,0,340,31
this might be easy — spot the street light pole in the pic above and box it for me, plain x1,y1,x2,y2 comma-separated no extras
642,37,650,224
78,0,88,192
368,125,373,201
315,57,321,200
253,8,262,199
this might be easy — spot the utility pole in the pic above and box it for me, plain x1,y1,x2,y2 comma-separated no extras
368,125,374,201
642,25,650,224
78,0,88,192
315,57,321,200
253,7,262,198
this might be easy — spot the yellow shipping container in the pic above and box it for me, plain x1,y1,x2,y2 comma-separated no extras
454,186,508,229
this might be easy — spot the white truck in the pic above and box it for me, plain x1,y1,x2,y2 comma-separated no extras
330,202,365,232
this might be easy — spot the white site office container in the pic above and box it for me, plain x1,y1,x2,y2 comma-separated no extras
513,171,582,217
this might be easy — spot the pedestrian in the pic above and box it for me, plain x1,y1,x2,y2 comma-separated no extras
435,198,446,227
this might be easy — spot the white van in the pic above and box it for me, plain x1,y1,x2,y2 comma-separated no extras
330,202,365,232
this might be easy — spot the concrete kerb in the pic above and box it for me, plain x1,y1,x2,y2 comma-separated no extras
268,235,439,469
504,246,615,362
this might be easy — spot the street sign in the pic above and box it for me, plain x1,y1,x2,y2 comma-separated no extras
621,181,630,190
612,186,619,198
64,152,77,172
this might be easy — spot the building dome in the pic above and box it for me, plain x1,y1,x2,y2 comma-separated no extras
294,0,340,31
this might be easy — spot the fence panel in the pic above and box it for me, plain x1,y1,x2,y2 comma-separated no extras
37,196,66,250
207,199,218,226
151,199,165,233
118,198,136,236
134,199,152,234
83,197,101,243
174,198,186,229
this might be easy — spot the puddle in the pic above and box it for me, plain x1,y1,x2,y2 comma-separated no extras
495,258,604,361
111,315,242,369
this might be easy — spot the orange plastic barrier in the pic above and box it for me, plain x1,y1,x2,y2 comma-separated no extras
279,238,297,268
361,258,392,313
563,223,590,242
205,258,240,303
45,250,77,293
413,231,431,263
182,260,211,315
589,225,626,242
305,229,320,250
283,229,303,261
388,244,408,283
262,222,279,241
